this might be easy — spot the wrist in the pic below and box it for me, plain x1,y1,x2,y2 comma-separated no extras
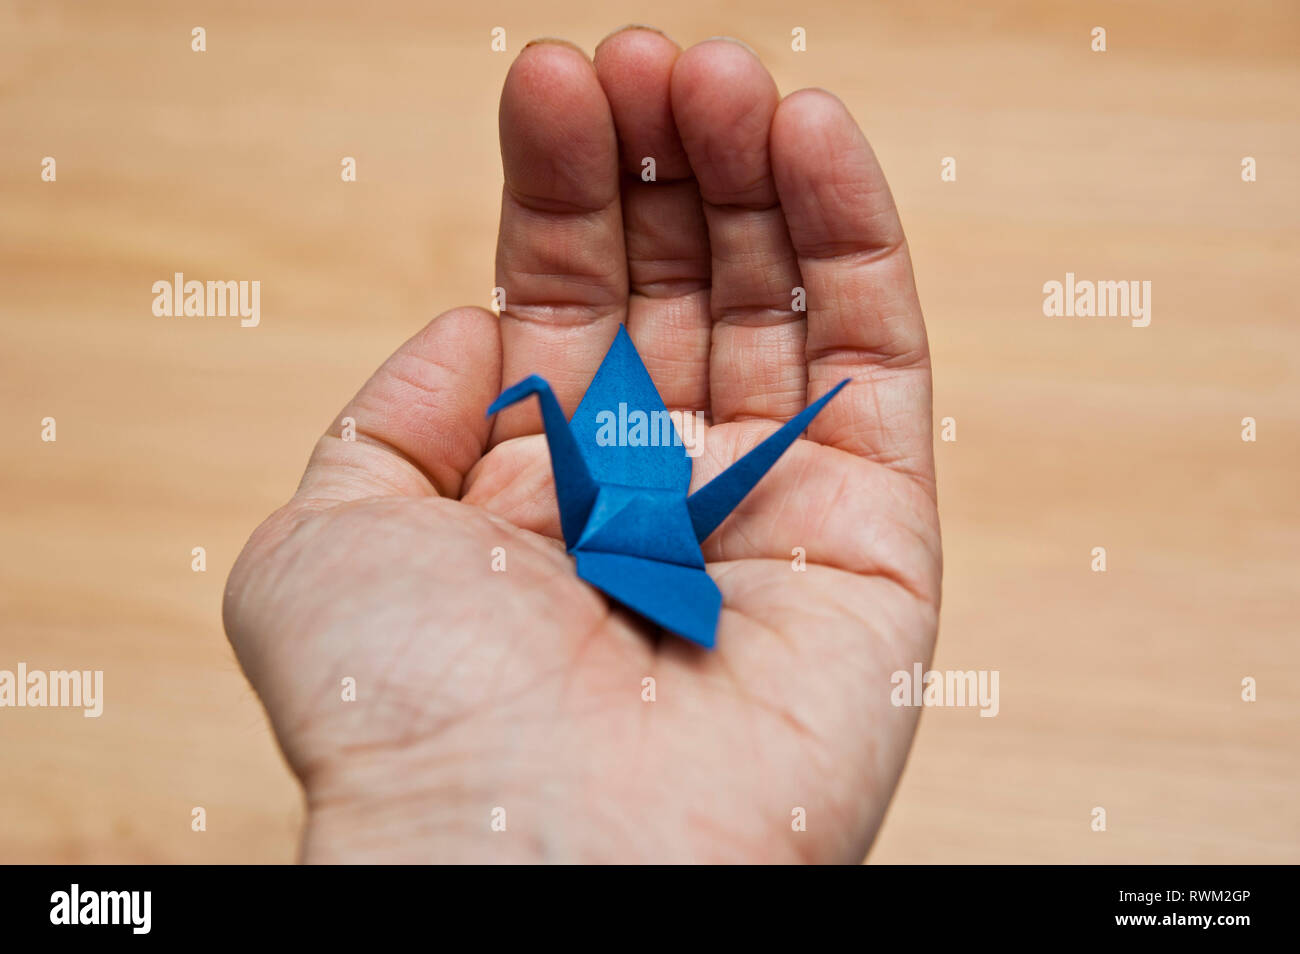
296,743,819,864
299,746,551,863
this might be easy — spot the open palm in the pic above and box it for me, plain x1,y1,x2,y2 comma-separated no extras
224,30,941,863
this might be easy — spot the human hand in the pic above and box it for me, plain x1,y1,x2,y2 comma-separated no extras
223,27,940,863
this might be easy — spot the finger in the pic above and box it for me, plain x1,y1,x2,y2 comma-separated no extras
769,90,933,491
671,38,806,424
297,307,502,504
593,26,711,413
492,40,627,445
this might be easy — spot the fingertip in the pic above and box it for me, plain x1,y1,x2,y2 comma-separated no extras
770,88,902,255
503,40,597,112
594,25,688,176
593,25,680,85
698,35,759,58
499,40,618,210
433,304,500,330
502,40,599,119
671,38,780,206
671,36,776,106
595,24,679,58
772,87,853,139
299,306,505,503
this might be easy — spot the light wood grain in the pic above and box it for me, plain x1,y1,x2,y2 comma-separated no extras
1,0,1296,863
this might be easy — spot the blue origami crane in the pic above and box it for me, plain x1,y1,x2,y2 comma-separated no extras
487,326,847,649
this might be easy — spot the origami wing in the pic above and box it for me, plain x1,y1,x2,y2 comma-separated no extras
687,379,850,542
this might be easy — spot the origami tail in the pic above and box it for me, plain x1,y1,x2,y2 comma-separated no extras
487,375,598,548
574,552,722,649
687,379,850,542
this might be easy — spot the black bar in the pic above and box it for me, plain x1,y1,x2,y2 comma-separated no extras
0,864,1282,940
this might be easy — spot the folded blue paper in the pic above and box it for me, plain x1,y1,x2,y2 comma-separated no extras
487,326,847,648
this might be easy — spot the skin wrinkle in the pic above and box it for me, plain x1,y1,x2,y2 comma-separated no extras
831,379,937,495
497,207,623,267
374,590,478,725
306,750,503,819
769,454,803,538
336,325,504,497
503,183,619,218
618,162,693,182
692,103,777,202
283,504,578,755
711,247,799,289
712,303,802,327
383,333,477,390
710,211,795,261
305,439,433,501
720,505,761,563
498,237,620,280
482,613,533,736
349,424,446,495
374,381,481,469
247,569,349,758
500,301,622,328
819,576,937,659
351,413,441,475
551,611,627,726
696,156,773,207
808,345,930,371
805,456,855,556
801,232,906,264
628,277,709,297
726,407,806,424
628,342,711,376
625,261,710,296
325,665,541,773
699,195,781,214
798,179,901,256
708,636,774,775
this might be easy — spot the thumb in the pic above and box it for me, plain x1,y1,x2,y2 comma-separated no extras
297,306,502,504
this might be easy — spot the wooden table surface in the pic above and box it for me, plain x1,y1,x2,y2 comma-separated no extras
2,0,1296,863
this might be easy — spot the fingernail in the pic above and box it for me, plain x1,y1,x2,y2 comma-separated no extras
595,24,680,58
704,35,757,56
522,37,591,60
604,23,672,42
